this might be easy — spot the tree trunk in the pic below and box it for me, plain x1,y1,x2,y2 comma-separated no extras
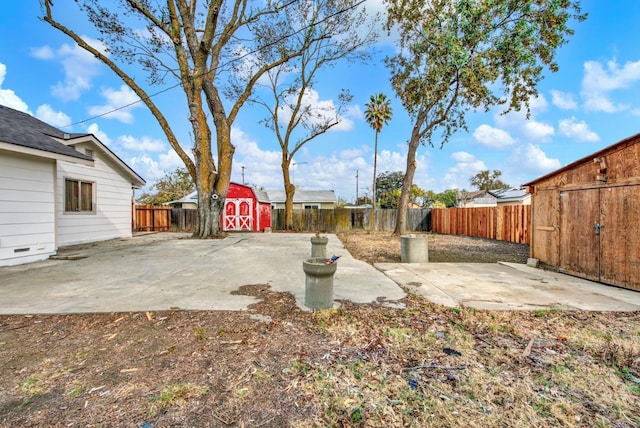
371,130,379,231
195,190,224,237
283,161,295,230
394,127,421,236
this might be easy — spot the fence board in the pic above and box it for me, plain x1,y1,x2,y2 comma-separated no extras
431,206,530,244
135,205,171,232
269,208,430,232
143,206,528,244
171,208,197,232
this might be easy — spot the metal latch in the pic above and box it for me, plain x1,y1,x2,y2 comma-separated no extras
593,223,601,235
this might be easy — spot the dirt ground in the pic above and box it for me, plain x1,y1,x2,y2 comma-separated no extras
1,233,638,427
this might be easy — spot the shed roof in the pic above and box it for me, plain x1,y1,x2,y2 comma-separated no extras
265,189,336,204
524,131,640,186
169,183,271,205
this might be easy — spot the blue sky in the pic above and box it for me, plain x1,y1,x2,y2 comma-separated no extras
2,1,640,203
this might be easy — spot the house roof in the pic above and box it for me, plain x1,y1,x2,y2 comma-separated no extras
489,188,530,202
62,134,146,188
265,189,336,204
460,190,493,199
524,131,640,186
0,105,92,162
0,105,145,187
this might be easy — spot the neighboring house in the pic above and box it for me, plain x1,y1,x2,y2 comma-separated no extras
0,105,145,267
457,190,498,207
491,188,531,206
524,131,640,291
166,183,271,232
166,192,198,210
457,188,531,207
266,189,336,209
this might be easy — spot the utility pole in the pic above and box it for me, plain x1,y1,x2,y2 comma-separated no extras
241,166,245,184
355,170,359,205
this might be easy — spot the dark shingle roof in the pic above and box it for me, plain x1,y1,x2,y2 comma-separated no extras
0,105,91,161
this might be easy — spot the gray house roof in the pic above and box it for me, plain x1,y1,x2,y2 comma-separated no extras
0,105,91,161
265,189,336,204
489,188,530,203
0,104,145,187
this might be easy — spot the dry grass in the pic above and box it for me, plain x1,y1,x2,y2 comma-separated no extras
1,232,639,427
292,298,640,427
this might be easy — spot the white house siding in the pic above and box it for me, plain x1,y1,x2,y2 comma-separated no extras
0,151,56,266
56,144,133,246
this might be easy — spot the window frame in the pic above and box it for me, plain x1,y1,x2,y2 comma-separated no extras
64,178,96,214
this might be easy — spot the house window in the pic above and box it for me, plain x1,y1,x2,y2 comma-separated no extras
304,204,319,209
65,179,95,213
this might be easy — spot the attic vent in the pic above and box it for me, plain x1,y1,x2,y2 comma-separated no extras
64,133,70,140
85,149,94,159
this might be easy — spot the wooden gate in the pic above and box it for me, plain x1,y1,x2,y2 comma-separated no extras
600,186,640,290
224,199,252,231
559,189,600,281
559,186,640,291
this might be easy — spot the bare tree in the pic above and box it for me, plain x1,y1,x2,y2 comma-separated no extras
252,1,376,230
42,0,366,237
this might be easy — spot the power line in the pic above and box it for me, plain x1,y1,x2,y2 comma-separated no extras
63,0,367,128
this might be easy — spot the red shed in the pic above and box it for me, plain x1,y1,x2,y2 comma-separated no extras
223,182,271,232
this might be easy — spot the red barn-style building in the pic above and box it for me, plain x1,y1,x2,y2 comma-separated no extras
167,182,271,232
223,183,271,232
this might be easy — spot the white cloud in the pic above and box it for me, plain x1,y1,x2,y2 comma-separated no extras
550,90,578,110
35,105,71,128
278,88,354,132
491,93,554,142
158,149,184,171
519,144,561,173
88,85,141,123
118,135,166,152
558,117,600,142
522,120,555,142
442,151,487,189
86,123,113,146
345,104,363,120
0,63,30,112
129,149,185,185
228,125,432,202
581,59,640,112
30,46,55,60
35,36,108,102
129,154,164,182
473,124,514,149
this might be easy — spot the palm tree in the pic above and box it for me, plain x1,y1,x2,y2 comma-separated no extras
364,94,393,225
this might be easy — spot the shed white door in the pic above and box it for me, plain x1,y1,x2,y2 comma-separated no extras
224,199,253,231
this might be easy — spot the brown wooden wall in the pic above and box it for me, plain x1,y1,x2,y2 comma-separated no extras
431,206,530,244
135,205,171,232
528,134,640,291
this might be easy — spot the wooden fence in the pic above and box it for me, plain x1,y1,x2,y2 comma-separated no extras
133,205,530,244
171,208,198,232
270,208,431,232
135,205,171,232
431,205,530,244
